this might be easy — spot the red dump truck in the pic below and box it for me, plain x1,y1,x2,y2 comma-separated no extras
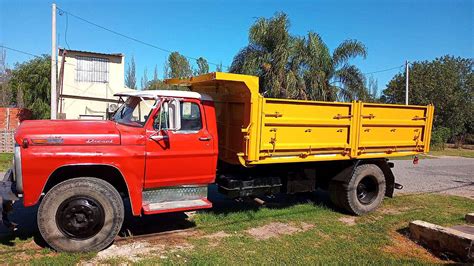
0,73,434,252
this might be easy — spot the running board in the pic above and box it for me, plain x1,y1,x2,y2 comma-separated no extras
143,198,212,214
142,185,212,215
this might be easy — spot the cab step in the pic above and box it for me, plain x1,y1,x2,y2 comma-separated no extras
142,185,212,214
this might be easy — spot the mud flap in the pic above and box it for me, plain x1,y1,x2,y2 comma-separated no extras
0,169,18,230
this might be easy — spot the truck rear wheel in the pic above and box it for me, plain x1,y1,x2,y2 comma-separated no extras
38,177,124,252
329,164,386,216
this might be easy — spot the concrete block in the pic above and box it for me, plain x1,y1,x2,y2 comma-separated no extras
409,220,474,262
466,213,474,224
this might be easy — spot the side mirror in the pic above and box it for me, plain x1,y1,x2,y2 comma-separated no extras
168,99,181,131
155,99,181,132
150,129,168,141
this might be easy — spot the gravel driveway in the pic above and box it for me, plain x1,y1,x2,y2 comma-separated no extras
392,157,473,199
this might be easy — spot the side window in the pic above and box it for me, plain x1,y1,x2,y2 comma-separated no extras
153,108,169,130
180,102,202,131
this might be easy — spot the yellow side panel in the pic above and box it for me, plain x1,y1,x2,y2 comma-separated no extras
358,103,430,152
259,98,353,158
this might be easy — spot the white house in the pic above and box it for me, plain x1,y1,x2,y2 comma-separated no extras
57,49,134,120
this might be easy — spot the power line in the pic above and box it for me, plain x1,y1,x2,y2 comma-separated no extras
0,45,43,58
0,45,78,68
56,6,227,68
363,64,405,75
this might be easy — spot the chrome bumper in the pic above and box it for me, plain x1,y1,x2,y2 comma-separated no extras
0,169,18,230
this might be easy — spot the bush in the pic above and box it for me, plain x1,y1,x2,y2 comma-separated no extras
430,127,451,150
465,134,474,145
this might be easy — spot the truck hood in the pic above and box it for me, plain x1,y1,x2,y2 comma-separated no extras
15,120,121,146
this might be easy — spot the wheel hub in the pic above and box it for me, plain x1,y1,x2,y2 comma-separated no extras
56,196,105,240
356,175,379,205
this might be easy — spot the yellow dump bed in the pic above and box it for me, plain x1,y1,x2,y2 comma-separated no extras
166,72,434,167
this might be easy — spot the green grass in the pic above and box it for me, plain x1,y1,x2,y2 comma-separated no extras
429,148,474,158
390,148,474,160
0,194,472,264
0,153,13,172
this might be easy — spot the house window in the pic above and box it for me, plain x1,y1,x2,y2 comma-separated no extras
76,56,109,83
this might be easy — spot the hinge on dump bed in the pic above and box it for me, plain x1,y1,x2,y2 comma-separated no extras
241,123,253,157
265,112,283,118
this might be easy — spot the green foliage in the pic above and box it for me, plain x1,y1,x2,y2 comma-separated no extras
0,153,13,171
146,79,171,90
382,56,473,143
195,57,209,75
8,55,51,119
216,62,223,72
165,52,192,79
230,12,371,102
140,67,148,89
125,56,137,89
430,127,451,150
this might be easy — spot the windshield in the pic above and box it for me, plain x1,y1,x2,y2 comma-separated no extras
111,96,157,127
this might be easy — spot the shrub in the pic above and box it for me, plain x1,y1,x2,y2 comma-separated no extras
430,127,451,150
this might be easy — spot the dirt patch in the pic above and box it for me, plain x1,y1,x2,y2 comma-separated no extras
379,207,412,215
246,222,314,240
94,241,159,262
382,232,444,263
93,230,197,262
201,231,232,247
338,216,357,226
202,231,232,239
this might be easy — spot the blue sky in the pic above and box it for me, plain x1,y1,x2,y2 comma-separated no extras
1,0,472,92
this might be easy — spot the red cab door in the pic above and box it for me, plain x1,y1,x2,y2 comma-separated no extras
144,99,216,189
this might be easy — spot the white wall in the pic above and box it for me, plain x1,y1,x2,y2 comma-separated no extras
58,50,134,119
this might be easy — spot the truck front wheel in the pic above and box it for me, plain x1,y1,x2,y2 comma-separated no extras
38,177,124,252
329,164,386,216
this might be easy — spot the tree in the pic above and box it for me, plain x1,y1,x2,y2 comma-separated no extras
195,57,209,75
230,13,367,101
125,56,137,89
153,65,158,81
0,49,13,107
8,55,51,119
165,52,192,79
382,56,473,143
216,62,223,72
141,67,148,89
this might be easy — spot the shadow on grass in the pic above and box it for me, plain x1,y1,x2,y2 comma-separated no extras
0,201,49,250
0,185,339,245
120,185,339,237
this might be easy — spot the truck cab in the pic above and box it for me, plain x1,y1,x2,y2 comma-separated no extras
0,72,434,253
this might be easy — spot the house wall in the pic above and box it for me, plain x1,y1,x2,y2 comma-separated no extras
58,50,132,120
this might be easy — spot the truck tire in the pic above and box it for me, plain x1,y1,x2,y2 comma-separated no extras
329,164,386,216
38,177,124,252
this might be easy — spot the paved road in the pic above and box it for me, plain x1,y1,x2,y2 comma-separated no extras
392,157,474,199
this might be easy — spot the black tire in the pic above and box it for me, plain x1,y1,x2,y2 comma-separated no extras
329,164,386,216
38,177,124,252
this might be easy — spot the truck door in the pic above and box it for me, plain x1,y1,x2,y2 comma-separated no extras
144,98,216,188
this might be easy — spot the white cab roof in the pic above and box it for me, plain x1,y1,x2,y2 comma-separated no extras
114,90,213,101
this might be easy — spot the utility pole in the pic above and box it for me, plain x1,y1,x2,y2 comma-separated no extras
405,60,409,105
51,3,57,119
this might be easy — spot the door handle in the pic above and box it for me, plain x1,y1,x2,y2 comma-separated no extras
199,137,211,141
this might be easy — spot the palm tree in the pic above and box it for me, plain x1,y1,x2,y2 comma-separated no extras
230,13,369,102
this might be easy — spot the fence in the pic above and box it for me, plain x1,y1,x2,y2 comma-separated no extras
0,107,31,153
0,130,15,153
